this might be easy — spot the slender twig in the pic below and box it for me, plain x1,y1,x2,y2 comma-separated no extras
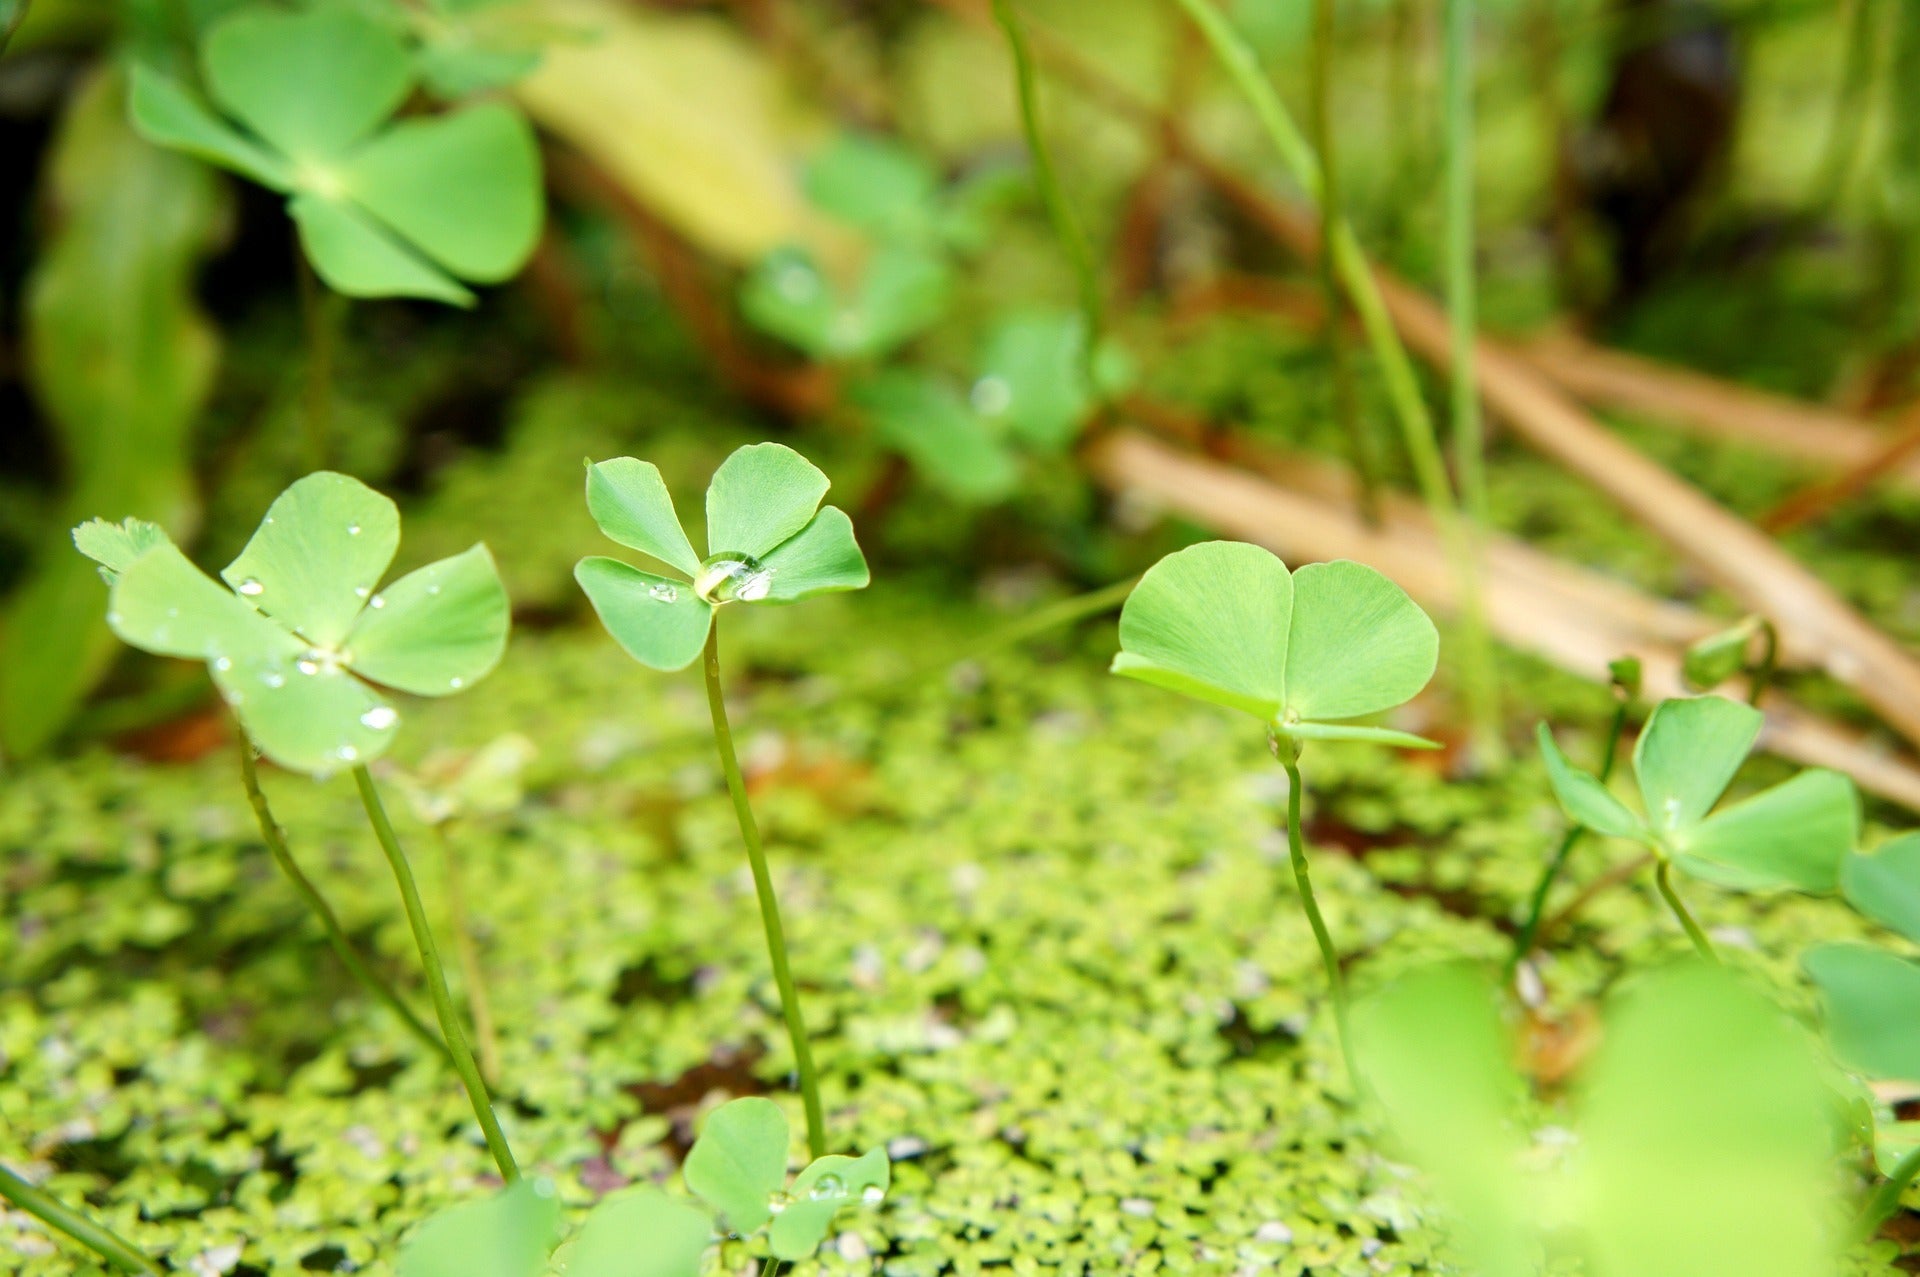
1281,756,1358,1093
236,738,454,1067
0,1164,160,1274
1509,695,1630,971
353,767,520,1182
1854,1141,1920,1243
1654,859,1718,961
702,625,827,1159
434,823,502,1085
1309,0,1383,525
991,0,1104,390
1167,0,1502,759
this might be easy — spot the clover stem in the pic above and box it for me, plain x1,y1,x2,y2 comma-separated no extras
353,766,520,1182
1509,693,1631,972
236,737,453,1066
435,822,503,1086
702,624,827,1160
1747,620,1779,707
1854,1142,1920,1244
1653,858,1718,962
0,1165,159,1275
1282,758,1359,1094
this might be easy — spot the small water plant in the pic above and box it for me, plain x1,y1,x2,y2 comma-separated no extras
75,472,521,1187
397,1097,888,1276
1110,540,1439,1085
1537,694,1859,958
575,443,869,1157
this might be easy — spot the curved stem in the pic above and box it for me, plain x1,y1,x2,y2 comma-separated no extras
1282,758,1358,1092
1509,693,1630,970
0,1164,160,1274
1654,858,1718,962
991,0,1104,390
1855,1141,1920,1243
236,737,453,1067
353,767,520,1182
703,625,827,1159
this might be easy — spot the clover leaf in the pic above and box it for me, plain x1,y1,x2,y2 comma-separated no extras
849,370,1021,504
681,1098,888,1261
76,471,510,776
1111,541,1439,750
396,1178,561,1277
129,4,542,305
565,1187,713,1277
1805,943,1920,1081
741,243,951,361
575,443,869,672
1536,695,1858,893
1841,832,1920,944
973,310,1131,449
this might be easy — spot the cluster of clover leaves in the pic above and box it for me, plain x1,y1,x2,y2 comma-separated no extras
129,2,543,304
739,132,1130,504
398,1098,888,1276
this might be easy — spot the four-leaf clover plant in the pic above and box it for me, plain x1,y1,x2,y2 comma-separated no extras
1110,540,1440,1087
575,442,869,1157
1537,694,1859,959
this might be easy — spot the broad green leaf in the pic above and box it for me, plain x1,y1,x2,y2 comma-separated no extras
847,243,950,356
566,1187,711,1277
203,6,413,164
851,370,1020,504
1675,769,1856,894
289,195,473,305
584,457,700,579
1283,560,1438,723
342,103,542,282
1579,962,1839,1277
1874,1120,1920,1176
1537,723,1644,840
419,42,544,98
1354,965,1534,1277
759,507,869,602
1805,944,1920,1080
73,518,170,580
1681,617,1762,691
767,1147,890,1262
1112,542,1291,721
740,247,837,356
214,643,400,775
1632,696,1761,834
1284,722,1439,749
127,66,292,190
347,544,511,696
974,311,1092,449
221,471,400,650
705,443,829,562
1842,833,1920,945
108,543,297,662
683,1097,790,1235
397,1179,561,1277
803,133,937,241
575,557,712,672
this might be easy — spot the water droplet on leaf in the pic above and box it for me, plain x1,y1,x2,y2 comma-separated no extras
346,524,361,536
237,578,264,596
649,582,679,603
360,707,398,730
861,1185,885,1206
808,1174,845,1201
696,554,773,604
766,1191,791,1215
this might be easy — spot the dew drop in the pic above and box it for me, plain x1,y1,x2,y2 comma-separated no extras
448,676,464,690
427,584,442,596
106,611,122,626
346,524,362,536
262,671,286,689
775,262,819,302
369,595,386,609
648,582,679,604
237,578,264,596
354,586,370,600
766,1191,791,1216
337,744,359,762
695,554,774,605
212,656,233,673
861,1185,885,1206
360,706,398,730
970,374,1013,417
808,1174,846,1201
296,658,320,676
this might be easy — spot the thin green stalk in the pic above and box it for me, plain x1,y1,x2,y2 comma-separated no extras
435,823,502,1086
702,625,827,1160
353,766,520,1183
1169,0,1502,758
1811,0,1881,210
237,737,454,1067
1508,694,1630,971
0,1164,160,1274
1747,621,1779,707
1654,858,1718,962
1442,0,1492,651
1282,757,1358,1093
1854,1142,1920,1243
991,0,1104,389
1309,0,1383,525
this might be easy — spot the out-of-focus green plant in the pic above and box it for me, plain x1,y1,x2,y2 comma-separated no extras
129,3,543,304
1112,540,1439,1086
575,443,869,1158
397,1098,889,1275
1358,961,1845,1277
1537,695,1859,957
0,67,220,762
